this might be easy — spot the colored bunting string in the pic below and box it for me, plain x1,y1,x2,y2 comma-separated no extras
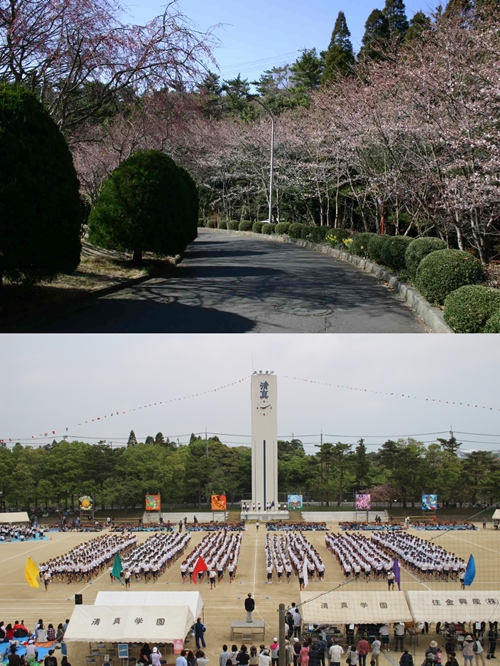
1,377,248,444
284,376,499,412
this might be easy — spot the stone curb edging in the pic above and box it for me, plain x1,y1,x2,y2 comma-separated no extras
202,228,452,333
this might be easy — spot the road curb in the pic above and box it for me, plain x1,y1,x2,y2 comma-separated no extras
202,228,452,333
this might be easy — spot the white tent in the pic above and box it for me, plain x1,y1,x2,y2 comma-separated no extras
0,512,29,523
406,591,500,623
300,591,412,624
492,509,500,520
94,591,203,620
64,605,194,643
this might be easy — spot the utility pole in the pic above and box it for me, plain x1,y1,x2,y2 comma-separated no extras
205,428,208,459
278,603,286,666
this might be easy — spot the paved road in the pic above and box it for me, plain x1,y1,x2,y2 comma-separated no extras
38,230,425,332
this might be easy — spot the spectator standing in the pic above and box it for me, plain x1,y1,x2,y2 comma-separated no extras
249,647,259,666
299,641,310,666
487,625,497,659
474,639,485,666
194,619,206,650
347,646,358,666
197,651,209,666
151,649,162,666
293,610,302,639
328,641,344,666
317,637,326,666
463,637,475,666
379,626,390,652
358,639,370,666
245,594,255,623
371,639,381,666
293,639,302,666
260,651,271,666
176,651,188,666
395,624,405,652
238,646,250,666
270,639,280,666
399,651,413,666
220,646,232,666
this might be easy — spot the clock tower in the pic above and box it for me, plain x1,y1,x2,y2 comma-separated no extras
251,371,278,512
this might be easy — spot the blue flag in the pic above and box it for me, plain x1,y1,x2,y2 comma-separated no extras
464,554,476,586
393,558,401,590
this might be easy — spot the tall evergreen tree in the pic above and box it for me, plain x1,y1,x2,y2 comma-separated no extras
127,430,138,447
290,48,325,90
383,0,409,42
196,71,223,118
442,0,473,18
403,11,432,44
321,13,355,85
358,9,390,61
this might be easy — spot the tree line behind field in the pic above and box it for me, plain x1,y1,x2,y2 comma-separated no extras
0,435,498,512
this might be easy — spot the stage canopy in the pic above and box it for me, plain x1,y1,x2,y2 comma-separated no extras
406,591,500,623
94,591,203,619
299,591,412,624
64,605,195,643
492,509,500,520
0,512,29,523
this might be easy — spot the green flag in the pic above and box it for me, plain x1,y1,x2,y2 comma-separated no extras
111,553,124,584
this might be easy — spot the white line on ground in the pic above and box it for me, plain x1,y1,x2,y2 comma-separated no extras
77,568,110,595
399,564,432,590
449,535,500,554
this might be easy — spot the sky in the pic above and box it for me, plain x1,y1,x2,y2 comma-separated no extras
1,334,499,455
120,0,442,84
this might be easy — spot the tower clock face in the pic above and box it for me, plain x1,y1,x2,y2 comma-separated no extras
256,401,272,415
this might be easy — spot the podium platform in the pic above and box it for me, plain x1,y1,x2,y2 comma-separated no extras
241,510,289,522
231,620,265,640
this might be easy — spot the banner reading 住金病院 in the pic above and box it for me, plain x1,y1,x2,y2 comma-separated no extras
145,495,161,511
288,494,303,510
79,496,93,511
211,495,226,511
356,494,371,510
422,494,437,510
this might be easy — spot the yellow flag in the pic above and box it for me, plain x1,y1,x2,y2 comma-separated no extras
25,557,40,588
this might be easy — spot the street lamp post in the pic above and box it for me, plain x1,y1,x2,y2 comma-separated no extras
249,96,275,223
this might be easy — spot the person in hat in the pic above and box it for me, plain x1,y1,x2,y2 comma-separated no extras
25,639,39,663
151,648,162,666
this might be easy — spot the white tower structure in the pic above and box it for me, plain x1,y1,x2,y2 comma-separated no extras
251,371,279,514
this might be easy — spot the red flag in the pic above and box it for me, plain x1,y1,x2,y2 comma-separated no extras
192,556,208,584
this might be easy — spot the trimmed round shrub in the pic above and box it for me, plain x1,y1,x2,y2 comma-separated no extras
252,221,263,233
406,237,447,277
331,228,353,241
89,150,198,261
288,223,304,239
261,223,274,235
310,226,329,243
380,236,413,270
227,221,239,230
217,219,228,230
300,225,315,240
239,220,253,231
367,235,391,264
350,232,377,257
443,285,500,333
275,222,290,235
0,83,84,283
415,249,484,305
484,310,500,333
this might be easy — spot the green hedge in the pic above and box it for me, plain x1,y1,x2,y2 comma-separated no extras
239,220,253,231
406,237,447,277
367,235,391,264
415,249,484,305
310,226,329,243
261,222,274,235
350,232,377,257
252,221,263,233
275,222,290,235
288,223,304,239
380,236,413,270
227,220,239,230
484,310,500,333
217,220,228,230
300,225,315,240
444,285,500,333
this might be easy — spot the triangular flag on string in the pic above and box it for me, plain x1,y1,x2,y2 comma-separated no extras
192,556,208,584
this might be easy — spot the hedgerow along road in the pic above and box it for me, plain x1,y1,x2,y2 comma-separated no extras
38,230,425,333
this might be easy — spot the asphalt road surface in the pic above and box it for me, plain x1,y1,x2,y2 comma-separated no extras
38,230,426,333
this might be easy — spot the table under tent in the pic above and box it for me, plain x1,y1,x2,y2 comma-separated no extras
63,591,203,665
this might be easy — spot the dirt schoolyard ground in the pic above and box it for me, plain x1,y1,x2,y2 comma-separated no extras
0,521,498,666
